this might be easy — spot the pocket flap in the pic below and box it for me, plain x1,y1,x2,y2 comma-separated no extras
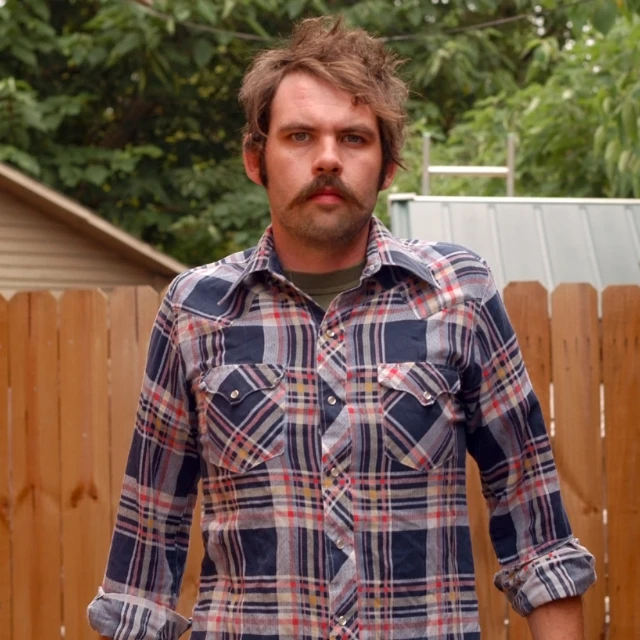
200,363,285,405
378,362,460,405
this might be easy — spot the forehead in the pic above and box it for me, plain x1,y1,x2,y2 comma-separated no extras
269,71,377,130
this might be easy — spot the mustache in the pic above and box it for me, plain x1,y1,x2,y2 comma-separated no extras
288,174,363,209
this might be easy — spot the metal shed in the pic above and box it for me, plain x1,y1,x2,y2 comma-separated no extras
389,194,640,293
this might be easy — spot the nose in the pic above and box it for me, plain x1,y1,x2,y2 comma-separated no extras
312,137,343,176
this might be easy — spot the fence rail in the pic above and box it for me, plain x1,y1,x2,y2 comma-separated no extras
0,283,638,640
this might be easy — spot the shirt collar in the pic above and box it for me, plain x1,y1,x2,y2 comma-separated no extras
363,216,441,289
222,216,440,303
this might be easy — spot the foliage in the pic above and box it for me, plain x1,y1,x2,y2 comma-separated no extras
399,16,640,198
0,0,638,265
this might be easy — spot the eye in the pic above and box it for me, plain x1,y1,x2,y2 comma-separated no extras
343,134,365,144
291,132,310,142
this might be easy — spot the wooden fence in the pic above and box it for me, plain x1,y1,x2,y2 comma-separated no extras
0,283,638,640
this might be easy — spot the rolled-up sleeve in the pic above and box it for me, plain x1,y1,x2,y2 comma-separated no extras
87,283,200,639
87,587,191,639
463,263,596,616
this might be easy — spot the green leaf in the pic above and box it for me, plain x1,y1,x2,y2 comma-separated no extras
196,0,218,24
149,55,173,89
287,0,307,19
28,0,51,21
222,0,235,20
133,145,164,159
58,164,85,188
86,46,108,67
524,96,541,115
84,165,111,186
175,7,192,22
618,149,631,173
246,15,272,39
11,44,37,67
108,32,142,65
593,124,607,155
0,145,41,176
621,100,638,143
604,139,621,181
592,1,618,35
407,6,424,28
193,38,215,69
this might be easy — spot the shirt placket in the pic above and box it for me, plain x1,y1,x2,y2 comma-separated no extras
316,317,359,638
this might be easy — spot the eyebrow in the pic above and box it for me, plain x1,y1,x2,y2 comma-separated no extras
276,122,378,138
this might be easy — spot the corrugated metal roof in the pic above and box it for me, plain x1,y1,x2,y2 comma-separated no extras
389,195,640,293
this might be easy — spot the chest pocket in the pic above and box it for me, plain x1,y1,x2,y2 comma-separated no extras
378,362,461,472
198,363,285,474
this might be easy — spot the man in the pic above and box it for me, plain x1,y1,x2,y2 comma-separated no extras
88,16,595,640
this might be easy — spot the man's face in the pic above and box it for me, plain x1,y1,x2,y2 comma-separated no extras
244,72,396,254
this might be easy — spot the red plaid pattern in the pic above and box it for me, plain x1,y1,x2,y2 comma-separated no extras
87,217,595,639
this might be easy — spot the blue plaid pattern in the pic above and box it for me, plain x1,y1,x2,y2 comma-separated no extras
88,217,595,639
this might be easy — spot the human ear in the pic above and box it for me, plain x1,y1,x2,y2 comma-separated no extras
380,162,398,191
243,138,263,186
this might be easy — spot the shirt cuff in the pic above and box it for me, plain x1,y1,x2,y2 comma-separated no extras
87,587,191,640
494,537,596,617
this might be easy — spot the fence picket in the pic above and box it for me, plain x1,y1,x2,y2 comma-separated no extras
108,288,141,525
551,285,606,640
135,286,161,374
7,295,27,638
0,295,10,639
602,286,640,640
29,293,62,638
504,282,552,427
503,282,552,639
8,294,35,640
59,291,111,640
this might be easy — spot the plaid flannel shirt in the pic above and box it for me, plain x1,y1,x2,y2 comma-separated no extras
88,217,595,639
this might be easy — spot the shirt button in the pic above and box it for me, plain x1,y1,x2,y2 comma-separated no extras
230,389,240,400
423,391,433,402
325,329,336,339
336,538,345,550
338,615,347,626
327,395,337,405
330,467,340,478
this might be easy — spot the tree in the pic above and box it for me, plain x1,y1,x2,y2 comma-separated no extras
0,0,637,265
396,16,640,199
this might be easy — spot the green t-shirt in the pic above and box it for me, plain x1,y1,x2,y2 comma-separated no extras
285,261,365,310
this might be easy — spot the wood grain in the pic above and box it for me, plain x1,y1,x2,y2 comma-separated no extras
504,282,552,639
0,294,11,639
108,287,140,525
466,456,508,640
59,291,111,640
602,286,640,640
550,285,606,640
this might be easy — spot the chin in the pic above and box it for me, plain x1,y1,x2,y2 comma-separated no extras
304,215,371,245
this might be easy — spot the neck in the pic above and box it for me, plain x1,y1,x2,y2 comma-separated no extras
272,226,370,274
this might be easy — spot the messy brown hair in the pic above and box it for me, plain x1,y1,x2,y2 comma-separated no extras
239,16,408,185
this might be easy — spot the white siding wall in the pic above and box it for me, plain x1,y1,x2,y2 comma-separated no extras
0,191,170,298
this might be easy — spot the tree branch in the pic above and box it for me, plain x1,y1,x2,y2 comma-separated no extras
127,0,272,41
